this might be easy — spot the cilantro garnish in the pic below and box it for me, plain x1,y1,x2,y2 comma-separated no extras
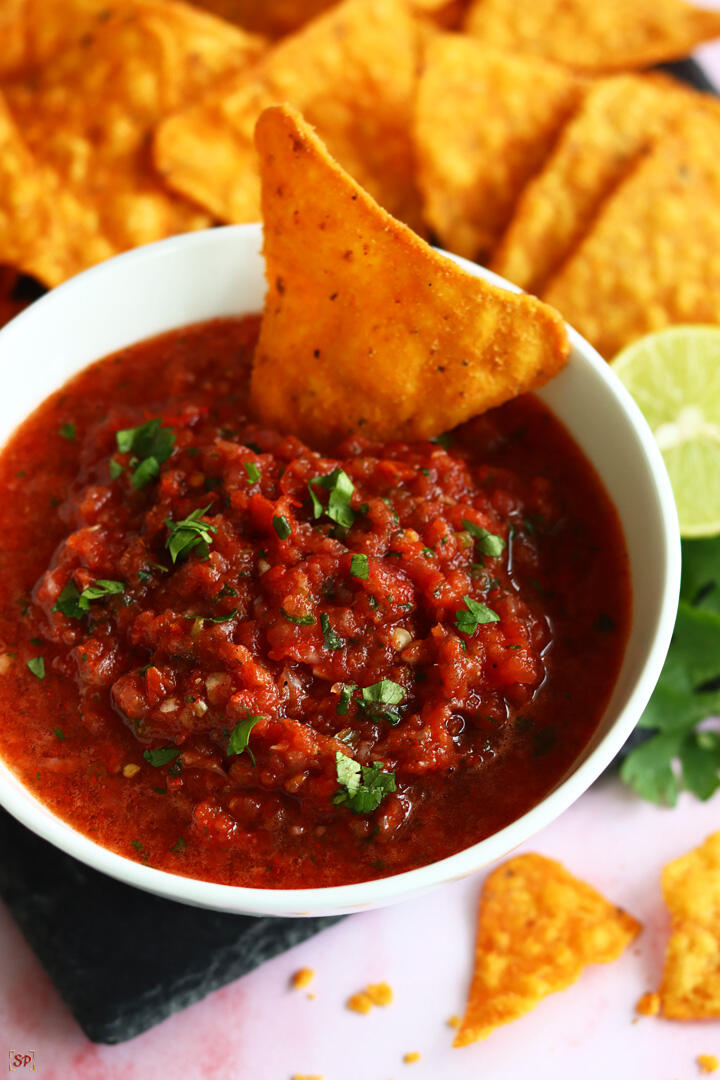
280,608,315,626
336,682,357,716
273,514,292,540
356,679,406,726
350,553,369,579
227,714,263,765
142,746,180,767
430,433,453,450
332,751,396,814
109,459,124,479
53,578,125,619
53,727,65,741
244,461,260,484
115,418,176,490
169,837,186,853
58,422,76,441
183,609,237,626
26,658,44,679
621,536,720,805
455,595,500,635
462,519,506,558
308,468,356,529
165,505,217,563
321,612,344,650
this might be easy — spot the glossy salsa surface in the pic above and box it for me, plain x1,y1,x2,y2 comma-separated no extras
0,317,630,887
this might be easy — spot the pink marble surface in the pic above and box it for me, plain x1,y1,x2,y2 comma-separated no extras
2,39,720,1080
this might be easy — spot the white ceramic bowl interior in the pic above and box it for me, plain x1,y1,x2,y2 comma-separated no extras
0,225,680,916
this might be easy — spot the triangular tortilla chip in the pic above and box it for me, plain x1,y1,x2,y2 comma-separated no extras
415,36,584,263
492,74,720,294
464,0,720,74
454,854,641,1046
0,91,111,287
659,831,720,1019
543,112,720,359
186,0,335,37
5,0,263,279
250,105,569,446
154,0,425,232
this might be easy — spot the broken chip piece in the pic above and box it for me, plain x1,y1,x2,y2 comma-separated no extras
659,830,720,1020
454,853,641,1046
250,104,569,447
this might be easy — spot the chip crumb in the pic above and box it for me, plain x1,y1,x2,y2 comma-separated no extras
122,763,140,778
635,991,660,1016
447,1014,461,1028
291,967,315,989
291,1074,323,1080
307,992,316,1000
366,982,394,1006
347,991,373,1014
698,1055,719,1074
403,1051,421,1064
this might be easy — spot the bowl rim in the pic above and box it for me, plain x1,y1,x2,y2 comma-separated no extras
0,224,681,916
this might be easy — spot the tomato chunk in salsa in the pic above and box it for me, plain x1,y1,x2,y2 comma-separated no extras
0,317,630,888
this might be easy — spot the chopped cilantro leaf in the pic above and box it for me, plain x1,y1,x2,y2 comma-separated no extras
165,505,217,563
361,680,405,706
308,468,356,529
336,682,357,715
143,746,180,767
321,612,344,650
137,569,153,583
115,418,176,489
273,514,292,540
26,657,45,679
431,433,453,450
350,553,369,579
109,458,123,479
53,727,65,741
227,714,263,765
280,608,315,625
80,579,125,604
169,837,186,853
182,609,237,626
332,752,396,813
244,461,260,484
421,547,435,558
455,595,500,635
58,422,76,441
462,519,506,558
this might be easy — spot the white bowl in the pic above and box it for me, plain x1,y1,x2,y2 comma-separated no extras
0,224,680,916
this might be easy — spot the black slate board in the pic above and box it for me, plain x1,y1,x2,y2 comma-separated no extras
0,54,716,1050
0,808,341,1044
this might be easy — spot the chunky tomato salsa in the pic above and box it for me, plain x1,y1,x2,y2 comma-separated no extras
0,317,630,888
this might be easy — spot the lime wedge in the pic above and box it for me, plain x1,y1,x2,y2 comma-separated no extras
612,326,720,538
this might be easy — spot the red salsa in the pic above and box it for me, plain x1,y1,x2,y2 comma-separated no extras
0,317,630,888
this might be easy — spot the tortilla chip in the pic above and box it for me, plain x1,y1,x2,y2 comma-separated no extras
186,0,335,37
454,854,641,1046
659,831,720,1020
492,74,719,294
0,91,111,287
542,112,720,359
154,0,425,232
415,36,584,263
250,105,569,446
463,0,720,74
5,0,263,278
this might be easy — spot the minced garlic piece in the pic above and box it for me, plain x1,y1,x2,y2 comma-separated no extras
635,991,660,1016
122,763,140,778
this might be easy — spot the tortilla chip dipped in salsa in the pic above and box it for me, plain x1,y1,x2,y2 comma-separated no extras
659,831,720,1019
455,854,641,1046
251,104,569,446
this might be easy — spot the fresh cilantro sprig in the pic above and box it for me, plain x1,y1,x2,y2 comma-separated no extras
143,746,180,767
165,505,217,563
115,418,176,490
227,715,264,765
53,578,125,620
332,751,396,813
455,595,500,635
308,468,356,529
462,519,506,559
621,536,720,805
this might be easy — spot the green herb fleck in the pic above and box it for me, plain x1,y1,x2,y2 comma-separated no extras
336,682,357,716
332,751,396,813
273,514,292,540
350,553,369,580
462,519,506,558
165,505,217,563
244,461,260,484
227,714,263,765
58,422,76,441
115,418,176,490
26,657,45,679
53,727,65,741
109,458,124,479
169,837,187,853
142,746,180,767
308,468,356,529
321,612,344,650
455,595,500,635
280,608,315,626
